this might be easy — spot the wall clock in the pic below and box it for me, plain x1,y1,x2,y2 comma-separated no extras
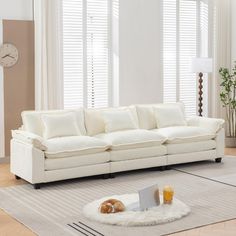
0,43,19,68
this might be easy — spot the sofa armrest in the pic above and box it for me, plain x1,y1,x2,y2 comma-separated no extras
187,116,225,133
10,139,45,184
11,130,47,151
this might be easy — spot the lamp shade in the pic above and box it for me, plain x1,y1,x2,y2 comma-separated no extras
191,57,213,73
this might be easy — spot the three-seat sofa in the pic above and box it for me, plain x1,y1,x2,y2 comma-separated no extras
11,102,225,189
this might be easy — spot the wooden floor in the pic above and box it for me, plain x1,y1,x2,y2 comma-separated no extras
0,149,236,236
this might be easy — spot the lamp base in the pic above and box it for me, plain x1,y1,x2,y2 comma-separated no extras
198,72,203,117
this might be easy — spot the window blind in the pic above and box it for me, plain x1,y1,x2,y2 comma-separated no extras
163,0,209,116
179,0,197,116
87,0,109,108
63,0,84,109
163,0,177,103
63,0,111,109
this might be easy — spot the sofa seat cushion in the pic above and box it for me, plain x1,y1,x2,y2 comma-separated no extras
95,130,167,150
45,152,110,171
166,140,216,155
44,136,110,158
154,126,216,144
110,145,167,162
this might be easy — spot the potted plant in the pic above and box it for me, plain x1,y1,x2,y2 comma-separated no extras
219,63,236,147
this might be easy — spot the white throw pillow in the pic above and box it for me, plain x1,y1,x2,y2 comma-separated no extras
42,112,81,139
187,116,225,133
136,105,157,130
154,106,187,128
102,110,138,133
21,108,86,136
84,106,139,136
84,109,106,136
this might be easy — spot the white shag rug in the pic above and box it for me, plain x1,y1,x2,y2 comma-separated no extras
83,193,190,226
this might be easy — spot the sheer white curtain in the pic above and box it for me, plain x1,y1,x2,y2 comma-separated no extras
34,0,63,110
210,0,231,118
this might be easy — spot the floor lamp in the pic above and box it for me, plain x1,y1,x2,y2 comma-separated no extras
191,57,213,116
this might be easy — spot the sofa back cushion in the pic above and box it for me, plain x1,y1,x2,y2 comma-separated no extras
154,104,187,128
136,102,185,130
42,112,81,139
102,109,138,133
21,108,86,137
135,105,156,130
84,106,139,136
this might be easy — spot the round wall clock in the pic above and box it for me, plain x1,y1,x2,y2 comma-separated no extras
0,43,19,68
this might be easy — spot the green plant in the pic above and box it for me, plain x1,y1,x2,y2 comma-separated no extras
219,63,236,137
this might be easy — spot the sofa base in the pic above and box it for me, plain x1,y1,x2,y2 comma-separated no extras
44,163,110,183
110,155,167,173
10,139,223,187
167,150,217,165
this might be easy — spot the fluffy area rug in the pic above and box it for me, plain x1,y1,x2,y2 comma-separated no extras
1,157,236,235
83,193,190,226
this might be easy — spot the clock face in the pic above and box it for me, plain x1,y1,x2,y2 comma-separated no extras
0,43,18,68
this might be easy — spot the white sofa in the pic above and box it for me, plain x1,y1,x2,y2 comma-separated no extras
10,103,225,189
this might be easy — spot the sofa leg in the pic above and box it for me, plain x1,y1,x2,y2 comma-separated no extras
33,184,41,190
109,173,115,178
160,166,166,171
102,174,109,179
215,158,222,163
15,175,21,180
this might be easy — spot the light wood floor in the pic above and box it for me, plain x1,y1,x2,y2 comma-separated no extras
0,149,236,236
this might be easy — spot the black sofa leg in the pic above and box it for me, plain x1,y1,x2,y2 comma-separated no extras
215,158,222,163
109,173,115,178
33,184,41,190
160,166,166,171
102,174,109,179
15,175,21,180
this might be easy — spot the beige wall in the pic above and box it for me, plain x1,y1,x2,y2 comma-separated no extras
3,20,34,156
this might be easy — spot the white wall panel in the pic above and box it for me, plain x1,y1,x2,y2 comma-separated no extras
119,0,163,105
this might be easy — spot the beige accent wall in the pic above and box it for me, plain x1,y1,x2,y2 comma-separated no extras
3,20,34,156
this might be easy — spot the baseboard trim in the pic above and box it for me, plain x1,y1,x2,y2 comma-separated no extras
0,156,10,164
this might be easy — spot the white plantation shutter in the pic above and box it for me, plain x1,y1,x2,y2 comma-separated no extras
163,0,209,116
163,0,177,103
87,0,109,108
63,0,84,109
63,0,111,109
179,0,197,116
